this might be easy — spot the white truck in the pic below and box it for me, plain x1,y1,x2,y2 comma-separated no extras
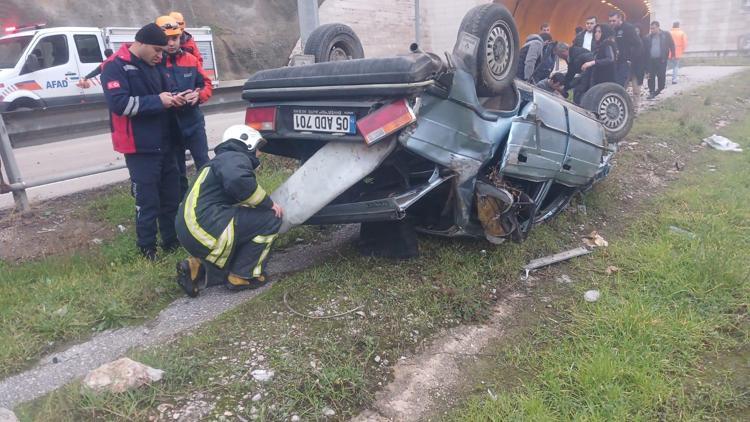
0,24,219,112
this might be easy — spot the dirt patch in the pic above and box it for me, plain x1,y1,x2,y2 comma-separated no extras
0,199,114,263
352,295,522,421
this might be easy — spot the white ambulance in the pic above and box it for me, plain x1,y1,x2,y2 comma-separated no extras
0,24,219,112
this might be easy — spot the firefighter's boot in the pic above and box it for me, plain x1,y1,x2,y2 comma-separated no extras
175,256,205,298
225,272,269,292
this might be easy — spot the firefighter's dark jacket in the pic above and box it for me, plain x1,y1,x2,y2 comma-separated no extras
101,44,169,154
176,139,273,266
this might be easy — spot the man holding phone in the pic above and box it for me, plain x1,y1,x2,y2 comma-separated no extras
156,15,213,197
101,23,186,260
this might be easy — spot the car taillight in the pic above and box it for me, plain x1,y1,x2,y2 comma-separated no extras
245,107,276,131
356,99,416,145
4,26,16,33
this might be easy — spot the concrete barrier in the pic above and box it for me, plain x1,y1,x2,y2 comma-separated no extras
1,80,247,148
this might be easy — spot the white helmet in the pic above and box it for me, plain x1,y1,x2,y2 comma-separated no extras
222,125,266,151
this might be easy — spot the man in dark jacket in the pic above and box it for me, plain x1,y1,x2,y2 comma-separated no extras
157,15,213,197
573,16,597,51
556,43,595,104
609,11,643,87
101,23,185,260
175,125,284,297
644,21,676,99
516,33,553,83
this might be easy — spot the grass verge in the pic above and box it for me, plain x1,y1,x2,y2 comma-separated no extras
14,71,750,420
0,156,319,379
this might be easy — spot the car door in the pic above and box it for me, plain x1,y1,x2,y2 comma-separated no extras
72,32,106,103
19,33,83,107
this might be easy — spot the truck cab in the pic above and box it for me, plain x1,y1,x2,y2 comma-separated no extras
0,26,106,111
0,24,219,112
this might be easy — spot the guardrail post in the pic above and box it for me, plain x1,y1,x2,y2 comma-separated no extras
298,0,320,49
0,114,30,212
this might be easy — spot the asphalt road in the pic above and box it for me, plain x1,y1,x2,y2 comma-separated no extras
1,110,245,210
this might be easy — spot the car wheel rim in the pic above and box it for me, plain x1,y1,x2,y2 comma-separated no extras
486,21,513,81
329,44,350,61
597,93,628,132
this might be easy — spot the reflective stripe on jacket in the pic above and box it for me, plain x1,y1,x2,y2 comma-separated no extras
101,44,169,154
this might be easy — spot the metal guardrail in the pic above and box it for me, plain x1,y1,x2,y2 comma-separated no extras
0,80,248,211
1,80,246,148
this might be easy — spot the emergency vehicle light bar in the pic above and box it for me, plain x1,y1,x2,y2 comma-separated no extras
3,23,47,34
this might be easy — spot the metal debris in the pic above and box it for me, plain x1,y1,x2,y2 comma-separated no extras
523,247,593,276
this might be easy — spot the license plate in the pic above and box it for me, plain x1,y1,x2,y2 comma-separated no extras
292,112,357,134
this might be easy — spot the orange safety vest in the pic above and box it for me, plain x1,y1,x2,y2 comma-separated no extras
670,29,688,58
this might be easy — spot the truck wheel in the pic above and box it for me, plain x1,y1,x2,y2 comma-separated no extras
6,98,41,112
580,82,634,141
304,23,365,63
454,3,519,97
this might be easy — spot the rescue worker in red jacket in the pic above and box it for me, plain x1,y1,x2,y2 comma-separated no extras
100,23,186,260
169,11,204,66
175,125,284,297
157,15,213,197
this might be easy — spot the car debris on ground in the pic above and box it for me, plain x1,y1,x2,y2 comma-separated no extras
703,134,743,152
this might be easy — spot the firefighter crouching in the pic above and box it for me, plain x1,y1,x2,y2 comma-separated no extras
175,125,284,297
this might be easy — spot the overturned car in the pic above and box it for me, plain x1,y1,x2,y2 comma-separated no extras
242,4,634,255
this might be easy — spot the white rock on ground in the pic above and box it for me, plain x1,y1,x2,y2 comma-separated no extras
0,408,18,422
250,369,275,382
322,407,336,417
83,357,164,393
584,290,601,303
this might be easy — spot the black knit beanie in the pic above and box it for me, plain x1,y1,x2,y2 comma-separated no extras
135,23,168,46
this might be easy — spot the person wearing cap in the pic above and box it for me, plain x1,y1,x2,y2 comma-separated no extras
100,23,186,260
174,125,284,297
156,15,213,197
169,11,203,65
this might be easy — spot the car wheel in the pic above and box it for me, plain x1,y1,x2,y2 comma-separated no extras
580,82,634,141
454,3,519,97
304,23,365,63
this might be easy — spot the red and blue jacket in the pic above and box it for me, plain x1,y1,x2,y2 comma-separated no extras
101,44,170,154
180,32,203,66
164,49,213,138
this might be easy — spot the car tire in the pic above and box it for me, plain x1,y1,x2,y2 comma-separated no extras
454,3,519,97
580,82,634,141
303,23,365,63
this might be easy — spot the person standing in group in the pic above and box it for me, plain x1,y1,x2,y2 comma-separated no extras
156,15,213,198
100,23,185,260
76,48,114,89
517,32,553,83
629,26,648,112
644,21,676,99
169,11,204,65
669,21,688,84
573,16,597,51
608,11,643,87
556,42,596,104
581,24,617,86
540,23,551,35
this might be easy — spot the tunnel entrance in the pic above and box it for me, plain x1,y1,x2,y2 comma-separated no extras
499,0,651,43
